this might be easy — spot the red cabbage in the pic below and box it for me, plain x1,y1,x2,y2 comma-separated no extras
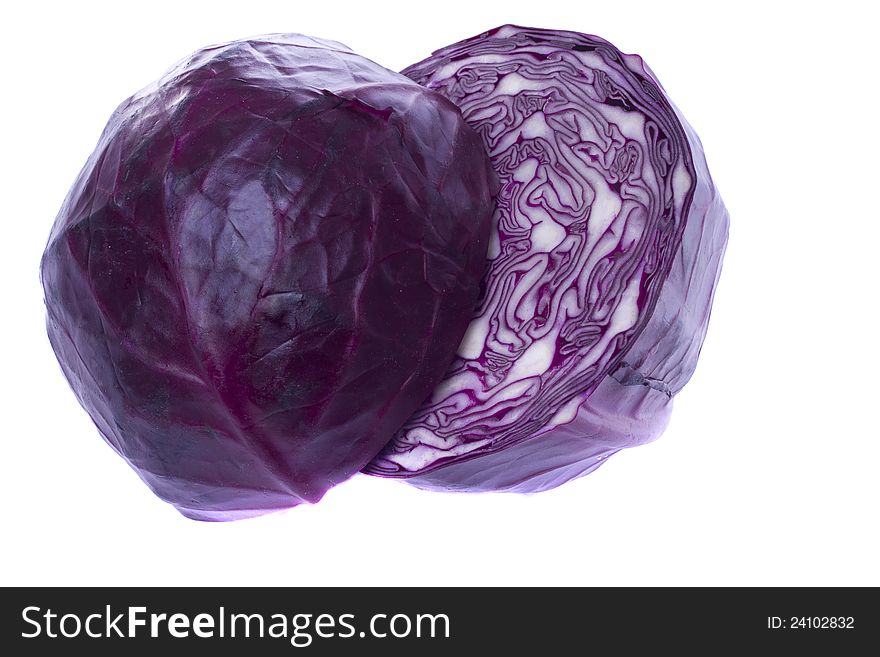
40,34,495,519
366,25,728,492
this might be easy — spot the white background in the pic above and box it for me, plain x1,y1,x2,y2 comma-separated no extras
1,0,877,586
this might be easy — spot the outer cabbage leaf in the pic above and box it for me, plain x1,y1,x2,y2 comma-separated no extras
367,25,728,491
41,34,494,519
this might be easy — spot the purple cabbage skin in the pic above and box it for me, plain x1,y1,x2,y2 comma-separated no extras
366,25,729,492
40,34,495,520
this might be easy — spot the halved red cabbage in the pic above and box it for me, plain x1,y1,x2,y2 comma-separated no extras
40,34,495,519
366,25,728,491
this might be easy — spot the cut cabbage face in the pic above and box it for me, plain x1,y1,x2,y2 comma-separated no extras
367,25,729,492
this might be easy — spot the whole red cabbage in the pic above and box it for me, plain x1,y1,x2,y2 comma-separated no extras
40,34,495,519
366,26,729,492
